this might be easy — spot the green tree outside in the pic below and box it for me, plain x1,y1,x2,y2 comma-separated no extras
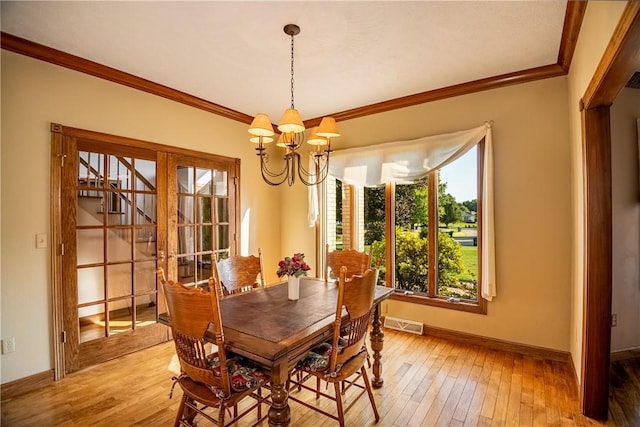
462,199,477,213
439,192,462,226
371,226,468,296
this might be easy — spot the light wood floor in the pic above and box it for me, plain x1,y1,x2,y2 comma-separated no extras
2,330,638,426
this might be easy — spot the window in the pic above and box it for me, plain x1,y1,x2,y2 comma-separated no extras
324,126,491,314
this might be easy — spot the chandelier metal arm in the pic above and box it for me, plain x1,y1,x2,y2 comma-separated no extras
257,147,330,187
296,150,331,186
256,147,292,186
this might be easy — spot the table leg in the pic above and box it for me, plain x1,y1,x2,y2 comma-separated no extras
268,366,291,427
370,303,385,387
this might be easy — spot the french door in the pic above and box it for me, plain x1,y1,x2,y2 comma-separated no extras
166,153,238,287
52,124,239,376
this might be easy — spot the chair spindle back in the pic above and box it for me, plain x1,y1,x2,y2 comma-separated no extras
216,248,265,295
161,274,231,396
325,244,372,282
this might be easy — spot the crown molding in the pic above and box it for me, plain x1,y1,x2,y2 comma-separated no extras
2,1,584,127
558,1,588,72
303,64,565,128
0,32,253,125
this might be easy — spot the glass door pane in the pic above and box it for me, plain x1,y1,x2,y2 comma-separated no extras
170,156,234,287
76,149,159,343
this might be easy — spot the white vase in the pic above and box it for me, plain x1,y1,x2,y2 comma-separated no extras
287,275,300,300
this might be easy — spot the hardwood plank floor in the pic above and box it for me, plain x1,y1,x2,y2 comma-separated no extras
1,330,637,426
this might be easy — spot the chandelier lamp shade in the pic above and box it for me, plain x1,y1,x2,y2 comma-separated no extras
248,24,340,186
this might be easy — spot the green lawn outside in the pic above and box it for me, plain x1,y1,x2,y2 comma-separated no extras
458,245,478,282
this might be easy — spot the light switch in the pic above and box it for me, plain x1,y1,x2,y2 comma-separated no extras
36,233,47,249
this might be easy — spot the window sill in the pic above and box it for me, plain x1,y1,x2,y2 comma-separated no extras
389,291,487,314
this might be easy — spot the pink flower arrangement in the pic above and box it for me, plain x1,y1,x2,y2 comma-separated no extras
276,253,311,278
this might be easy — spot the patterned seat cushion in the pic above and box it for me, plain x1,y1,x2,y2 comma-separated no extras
206,352,270,392
297,338,348,373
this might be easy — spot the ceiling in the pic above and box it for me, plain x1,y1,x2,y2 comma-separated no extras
1,1,570,124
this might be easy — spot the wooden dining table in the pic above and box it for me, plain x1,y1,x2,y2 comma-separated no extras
160,276,393,427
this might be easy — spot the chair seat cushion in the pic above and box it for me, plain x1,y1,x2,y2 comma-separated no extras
176,374,261,408
296,338,348,372
206,352,270,392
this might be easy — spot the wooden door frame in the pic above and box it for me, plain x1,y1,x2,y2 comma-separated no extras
580,3,640,419
53,126,171,375
50,124,241,379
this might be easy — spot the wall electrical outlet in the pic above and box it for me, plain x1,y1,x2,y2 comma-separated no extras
2,337,16,354
36,233,48,249
611,313,617,327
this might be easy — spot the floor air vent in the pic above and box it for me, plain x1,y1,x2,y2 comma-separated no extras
383,316,423,335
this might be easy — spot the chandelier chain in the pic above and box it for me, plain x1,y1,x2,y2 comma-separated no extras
290,31,295,109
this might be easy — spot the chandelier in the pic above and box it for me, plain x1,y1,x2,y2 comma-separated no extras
248,24,340,186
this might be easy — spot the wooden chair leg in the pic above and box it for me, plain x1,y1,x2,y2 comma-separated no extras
174,395,187,427
316,376,321,399
184,397,198,426
257,387,262,420
297,371,304,392
334,382,346,427
361,366,380,422
218,402,226,426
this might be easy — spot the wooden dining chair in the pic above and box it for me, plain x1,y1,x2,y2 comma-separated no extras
288,267,380,427
326,245,377,372
216,248,265,295
325,244,372,282
160,271,270,426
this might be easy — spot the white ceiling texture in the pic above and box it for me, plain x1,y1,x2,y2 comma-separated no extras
1,1,568,123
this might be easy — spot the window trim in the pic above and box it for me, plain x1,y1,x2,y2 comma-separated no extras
390,291,486,314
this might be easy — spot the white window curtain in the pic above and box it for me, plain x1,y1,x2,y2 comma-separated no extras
307,154,319,226
315,122,496,300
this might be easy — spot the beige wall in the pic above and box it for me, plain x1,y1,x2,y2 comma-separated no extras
280,179,318,276
610,87,640,352
0,51,283,383
285,76,574,351
566,1,628,382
